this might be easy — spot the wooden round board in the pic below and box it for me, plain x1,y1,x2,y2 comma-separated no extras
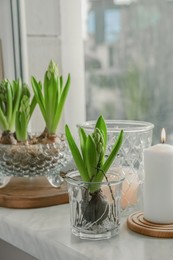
127,211,173,238
0,176,69,209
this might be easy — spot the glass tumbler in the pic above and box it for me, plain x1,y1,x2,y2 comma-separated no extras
66,169,124,240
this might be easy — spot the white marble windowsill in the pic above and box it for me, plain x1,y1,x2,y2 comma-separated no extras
0,204,172,260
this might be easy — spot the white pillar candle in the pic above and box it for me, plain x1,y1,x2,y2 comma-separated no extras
144,129,173,223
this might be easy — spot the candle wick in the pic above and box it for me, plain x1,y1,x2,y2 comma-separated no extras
161,138,166,144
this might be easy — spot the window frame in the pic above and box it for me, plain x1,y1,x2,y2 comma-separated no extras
60,0,86,135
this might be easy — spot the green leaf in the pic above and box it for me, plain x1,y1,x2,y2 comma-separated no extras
45,76,55,132
30,95,37,119
15,94,30,142
102,130,123,174
6,82,12,125
56,75,61,104
65,125,90,182
31,77,46,121
52,74,70,133
43,72,49,118
60,76,63,93
79,128,87,160
0,107,8,130
49,75,59,133
30,82,41,118
85,135,97,180
9,79,22,131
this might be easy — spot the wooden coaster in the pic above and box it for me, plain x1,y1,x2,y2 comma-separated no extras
0,176,69,209
127,211,173,238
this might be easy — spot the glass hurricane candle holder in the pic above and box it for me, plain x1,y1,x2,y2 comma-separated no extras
77,120,154,216
66,169,124,240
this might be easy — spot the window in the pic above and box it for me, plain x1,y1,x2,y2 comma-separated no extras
1,0,173,144
83,0,173,143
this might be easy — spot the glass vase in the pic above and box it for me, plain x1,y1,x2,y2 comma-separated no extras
0,133,71,188
66,169,124,240
77,120,154,216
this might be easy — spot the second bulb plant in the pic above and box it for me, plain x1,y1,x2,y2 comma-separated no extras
65,116,123,224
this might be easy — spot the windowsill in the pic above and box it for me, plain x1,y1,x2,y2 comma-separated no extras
0,204,172,260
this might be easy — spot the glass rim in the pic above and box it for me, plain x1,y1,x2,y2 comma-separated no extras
65,170,125,186
77,120,154,133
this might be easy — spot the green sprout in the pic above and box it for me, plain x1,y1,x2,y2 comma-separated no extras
0,79,37,142
15,84,37,142
31,60,71,135
0,79,22,132
65,115,123,193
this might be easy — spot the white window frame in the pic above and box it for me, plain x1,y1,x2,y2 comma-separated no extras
0,0,29,82
60,0,86,135
0,0,15,79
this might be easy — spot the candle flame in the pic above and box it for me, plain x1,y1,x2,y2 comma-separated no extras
161,128,166,143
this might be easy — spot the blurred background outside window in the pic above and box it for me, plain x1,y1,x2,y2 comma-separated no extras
83,0,173,143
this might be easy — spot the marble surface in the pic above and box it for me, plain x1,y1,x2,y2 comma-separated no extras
0,204,172,260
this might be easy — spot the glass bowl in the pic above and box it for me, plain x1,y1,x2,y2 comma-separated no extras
0,133,71,188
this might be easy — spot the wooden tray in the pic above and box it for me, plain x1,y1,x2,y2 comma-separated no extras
127,211,173,238
0,176,69,209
